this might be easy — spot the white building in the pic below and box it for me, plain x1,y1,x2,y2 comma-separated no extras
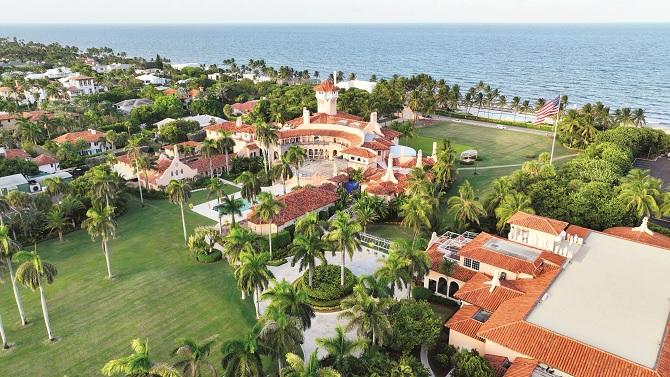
93,63,134,74
135,73,169,86
114,98,153,114
335,79,377,93
60,75,105,98
32,154,60,174
25,67,72,80
155,115,225,130
53,129,113,156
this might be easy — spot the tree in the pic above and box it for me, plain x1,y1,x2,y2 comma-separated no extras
216,131,235,174
618,169,662,219
222,225,257,267
325,211,362,286
286,146,306,187
447,180,486,230
125,137,146,205
206,178,227,205
235,171,261,203
338,285,391,346
200,139,219,178
166,180,192,244
633,108,646,127
255,192,285,259
46,206,68,242
316,325,367,373
262,279,315,329
255,122,279,173
0,313,8,349
0,224,27,326
90,166,121,210
450,349,494,377
294,212,324,239
387,300,441,354
220,331,264,377
259,309,304,371
275,155,294,194
358,274,392,299
102,338,182,377
291,234,328,288
391,239,430,294
280,351,340,377
42,176,66,199
82,206,117,279
235,251,273,318
352,200,378,233
13,249,58,341
494,192,534,232
399,196,431,243
214,196,245,228
172,336,218,377
374,251,411,296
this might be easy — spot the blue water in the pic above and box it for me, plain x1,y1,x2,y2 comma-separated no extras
1,23,669,124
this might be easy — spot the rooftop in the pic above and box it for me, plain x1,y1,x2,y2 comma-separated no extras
526,231,670,368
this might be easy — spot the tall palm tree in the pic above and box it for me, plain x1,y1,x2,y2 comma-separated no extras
399,196,431,243
633,108,646,127
290,234,327,287
494,192,534,232
206,178,227,205
316,325,367,373
294,212,323,239
214,196,245,228
615,107,635,127
220,331,264,377
447,180,486,230
391,239,430,293
358,275,392,299
235,251,274,318
352,203,377,233
261,279,315,329
166,180,192,244
286,146,306,186
42,176,66,199
338,285,391,346
90,167,120,210
103,338,182,377
325,211,362,287
255,122,279,173
13,249,58,341
275,155,294,194
259,309,304,371
82,206,117,279
618,169,662,219
0,225,27,326
483,177,511,215
255,192,284,259
222,225,257,268
200,139,218,178
59,195,85,228
46,206,68,242
172,336,218,377
281,351,340,377
235,172,261,203
0,313,8,349
374,251,411,297
215,131,235,174
510,96,521,121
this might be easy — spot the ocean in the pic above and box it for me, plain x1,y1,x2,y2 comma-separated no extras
1,23,669,125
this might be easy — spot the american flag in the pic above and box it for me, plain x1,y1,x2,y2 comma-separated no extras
534,96,560,125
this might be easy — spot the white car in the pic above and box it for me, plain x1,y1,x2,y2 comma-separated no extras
496,125,507,130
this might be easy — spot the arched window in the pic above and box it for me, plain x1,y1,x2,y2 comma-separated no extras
437,278,448,295
449,281,460,298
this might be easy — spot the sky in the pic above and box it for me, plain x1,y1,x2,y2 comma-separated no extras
4,0,670,24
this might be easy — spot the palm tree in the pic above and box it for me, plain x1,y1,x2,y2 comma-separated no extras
255,192,284,259
214,196,245,228
0,225,27,326
338,285,391,346
294,212,323,239
235,171,261,203
391,239,430,296
16,118,43,145
510,96,521,121
483,177,511,215
618,169,662,219
447,180,486,229
0,313,8,349
615,107,635,127
166,180,192,244
262,279,315,329
520,100,531,121
494,192,534,232
206,178,227,205
222,225,257,268
215,131,235,174
172,336,218,377
281,351,340,377
352,202,378,233
42,176,66,199
46,206,68,242
358,275,392,299
220,331,264,377
633,108,646,127
275,155,294,194
399,196,431,243
259,309,304,371
255,122,279,173
325,211,362,287
286,146,307,187
59,195,85,228
13,249,58,341
90,167,120,210
374,251,411,297
103,338,182,377
201,139,218,178
290,234,327,288
235,251,274,318
316,325,367,372
82,206,117,279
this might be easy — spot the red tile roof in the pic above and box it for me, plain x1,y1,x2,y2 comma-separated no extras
0,113,16,121
205,121,255,134
3,148,30,160
446,305,484,341
381,128,402,139
603,227,670,250
184,154,232,174
232,100,258,113
32,154,58,165
53,129,105,144
458,233,545,276
454,273,524,312
396,157,435,168
279,128,363,146
484,354,510,377
286,111,366,128
507,211,568,235
162,140,201,150
313,80,338,92
503,358,538,377
566,224,591,240
248,187,337,226
361,140,392,151
342,147,377,159
163,88,178,95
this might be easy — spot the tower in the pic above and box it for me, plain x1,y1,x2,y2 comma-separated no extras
314,80,339,115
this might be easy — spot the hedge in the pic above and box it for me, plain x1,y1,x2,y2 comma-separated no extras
412,286,432,301
196,249,222,263
256,230,292,253
435,109,554,132
302,264,356,302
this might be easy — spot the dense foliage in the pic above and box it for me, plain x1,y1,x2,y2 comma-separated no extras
302,264,356,302
387,299,442,354
0,157,39,176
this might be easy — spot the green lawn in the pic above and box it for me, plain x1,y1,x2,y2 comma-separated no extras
403,122,573,167
0,195,256,377
366,223,415,242
190,184,240,205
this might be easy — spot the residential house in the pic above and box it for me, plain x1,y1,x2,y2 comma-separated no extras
114,98,152,114
155,115,225,130
33,154,60,174
231,100,258,115
93,63,134,74
0,174,30,195
60,75,105,98
135,73,169,86
0,147,31,161
204,117,260,158
53,129,113,156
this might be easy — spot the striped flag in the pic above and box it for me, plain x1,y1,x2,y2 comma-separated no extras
534,96,560,125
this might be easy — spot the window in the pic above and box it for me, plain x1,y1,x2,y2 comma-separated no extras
464,258,480,271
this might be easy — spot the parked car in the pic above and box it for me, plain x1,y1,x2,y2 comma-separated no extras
496,124,507,129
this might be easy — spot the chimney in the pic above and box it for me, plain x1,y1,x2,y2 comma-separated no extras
332,161,338,177
370,111,378,125
415,149,423,169
303,107,310,125
173,144,180,160
236,117,242,127
90,129,96,135
432,141,437,159
381,154,398,184
333,71,337,85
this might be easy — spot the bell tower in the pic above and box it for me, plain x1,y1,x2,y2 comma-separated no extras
314,80,339,115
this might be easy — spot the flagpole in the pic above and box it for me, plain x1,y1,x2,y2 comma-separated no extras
549,95,562,165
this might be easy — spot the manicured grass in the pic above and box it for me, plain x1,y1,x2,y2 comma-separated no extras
404,122,573,167
400,135,474,157
0,195,256,377
190,184,240,205
366,223,415,242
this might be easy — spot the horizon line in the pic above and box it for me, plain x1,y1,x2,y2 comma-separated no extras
2,21,670,26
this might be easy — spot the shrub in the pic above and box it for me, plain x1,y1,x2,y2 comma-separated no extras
303,264,356,301
387,299,442,354
196,249,222,263
412,286,432,301
256,230,292,253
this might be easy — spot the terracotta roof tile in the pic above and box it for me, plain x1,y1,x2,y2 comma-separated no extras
342,146,377,159
361,141,392,151
248,187,337,226
53,129,105,144
503,358,538,377
205,121,255,134
285,112,365,128
3,148,30,160
459,233,545,276
446,305,485,341
32,154,58,165
381,128,402,139
184,154,232,174
313,80,338,92
484,354,510,377
566,224,591,240
507,211,568,235
279,128,362,146
603,227,670,250
232,100,258,113
454,273,524,312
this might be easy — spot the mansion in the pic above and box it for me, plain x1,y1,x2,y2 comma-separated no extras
424,212,670,377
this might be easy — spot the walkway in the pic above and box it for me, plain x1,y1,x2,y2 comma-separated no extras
456,153,577,171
